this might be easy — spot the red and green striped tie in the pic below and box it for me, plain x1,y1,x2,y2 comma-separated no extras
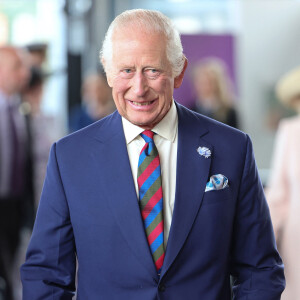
138,130,165,275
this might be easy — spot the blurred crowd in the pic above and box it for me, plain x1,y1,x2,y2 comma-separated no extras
0,44,115,300
0,44,59,300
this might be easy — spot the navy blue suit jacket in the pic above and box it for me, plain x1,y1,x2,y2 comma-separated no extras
21,103,285,299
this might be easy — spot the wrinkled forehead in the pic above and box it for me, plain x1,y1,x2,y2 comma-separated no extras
112,36,169,74
113,17,165,35
112,23,165,42
111,27,167,56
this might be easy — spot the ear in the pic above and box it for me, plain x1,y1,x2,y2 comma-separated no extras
106,74,113,88
174,57,188,89
101,58,113,87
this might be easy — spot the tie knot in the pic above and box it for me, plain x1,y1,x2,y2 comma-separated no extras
140,130,154,143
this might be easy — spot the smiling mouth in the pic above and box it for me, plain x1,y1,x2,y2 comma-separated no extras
130,100,155,106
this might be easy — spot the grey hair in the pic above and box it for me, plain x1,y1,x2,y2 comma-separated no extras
100,9,185,77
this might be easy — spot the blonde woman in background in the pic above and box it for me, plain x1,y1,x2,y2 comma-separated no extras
266,66,300,300
191,57,238,128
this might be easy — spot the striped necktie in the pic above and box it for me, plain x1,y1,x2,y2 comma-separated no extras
138,130,165,275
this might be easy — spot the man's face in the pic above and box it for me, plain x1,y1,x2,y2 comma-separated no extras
0,50,29,94
105,29,185,129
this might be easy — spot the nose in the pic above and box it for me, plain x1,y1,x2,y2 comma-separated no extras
132,72,148,97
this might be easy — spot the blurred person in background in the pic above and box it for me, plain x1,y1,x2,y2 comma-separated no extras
22,43,65,207
9,66,60,300
69,71,115,132
0,46,31,300
21,66,60,211
24,43,48,69
266,66,300,300
191,57,239,128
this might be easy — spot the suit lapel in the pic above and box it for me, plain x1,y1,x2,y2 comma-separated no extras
161,104,212,279
93,112,158,280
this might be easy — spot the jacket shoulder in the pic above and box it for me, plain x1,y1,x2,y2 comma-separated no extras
56,110,120,149
176,103,247,142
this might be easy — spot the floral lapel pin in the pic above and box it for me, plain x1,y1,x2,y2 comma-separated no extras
197,146,211,158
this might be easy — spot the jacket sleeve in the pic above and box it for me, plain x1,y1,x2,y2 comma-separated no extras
230,135,285,300
20,143,76,299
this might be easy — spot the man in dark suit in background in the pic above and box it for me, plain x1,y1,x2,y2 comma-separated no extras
21,9,285,299
0,46,32,300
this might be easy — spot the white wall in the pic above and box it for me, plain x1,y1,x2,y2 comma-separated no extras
237,0,300,175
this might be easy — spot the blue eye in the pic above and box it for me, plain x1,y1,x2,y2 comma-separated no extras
120,68,135,78
145,68,160,78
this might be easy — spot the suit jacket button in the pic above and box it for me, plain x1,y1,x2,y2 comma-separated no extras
158,284,165,292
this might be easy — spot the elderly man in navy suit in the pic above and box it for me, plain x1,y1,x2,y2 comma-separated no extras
21,9,285,299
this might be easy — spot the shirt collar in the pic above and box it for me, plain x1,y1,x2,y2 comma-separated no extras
122,100,178,144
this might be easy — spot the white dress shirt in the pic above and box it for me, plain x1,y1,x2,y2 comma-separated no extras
122,101,178,247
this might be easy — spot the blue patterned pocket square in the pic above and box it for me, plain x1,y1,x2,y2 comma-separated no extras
205,174,229,192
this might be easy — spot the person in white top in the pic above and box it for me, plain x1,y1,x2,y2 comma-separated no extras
266,66,300,300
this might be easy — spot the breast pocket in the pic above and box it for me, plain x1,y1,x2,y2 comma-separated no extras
201,186,231,206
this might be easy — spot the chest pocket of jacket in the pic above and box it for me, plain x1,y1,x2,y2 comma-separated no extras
201,186,231,206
